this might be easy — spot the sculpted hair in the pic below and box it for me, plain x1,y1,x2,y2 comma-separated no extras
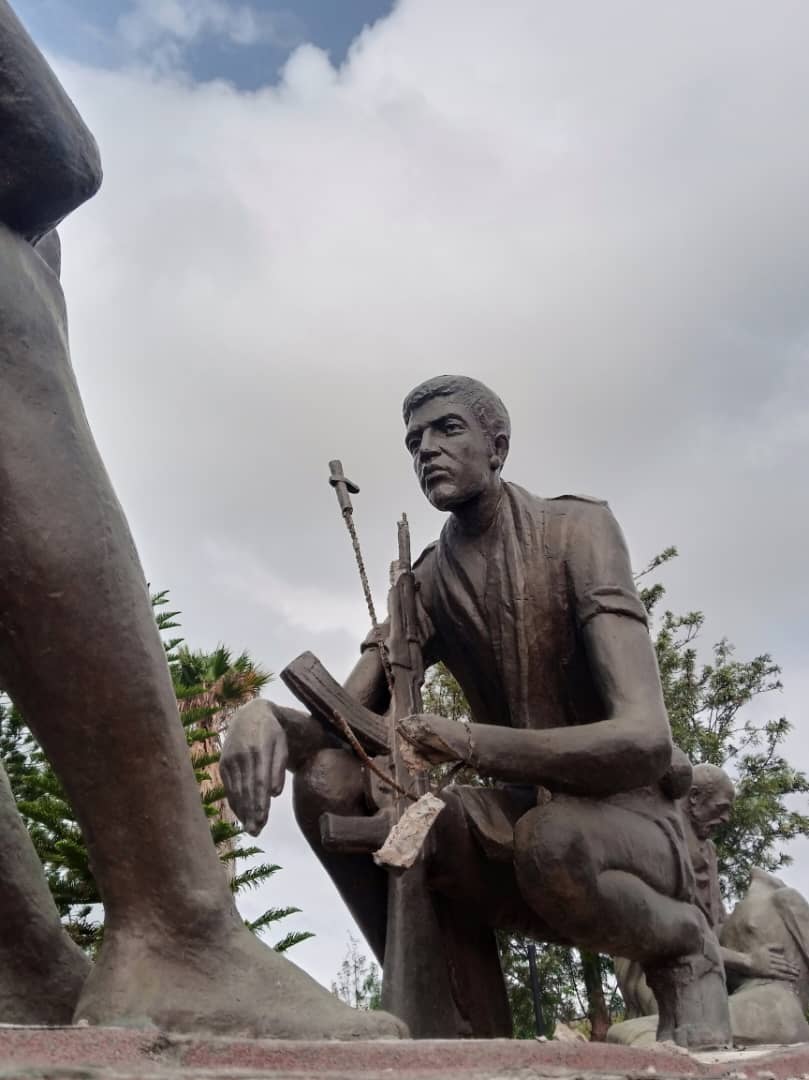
402,375,511,444
691,764,735,801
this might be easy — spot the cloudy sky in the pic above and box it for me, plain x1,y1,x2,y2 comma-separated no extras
14,0,809,988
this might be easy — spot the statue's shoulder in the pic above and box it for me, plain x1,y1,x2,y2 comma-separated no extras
549,493,609,508
413,540,438,572
543,492,611,526
505,485,612,532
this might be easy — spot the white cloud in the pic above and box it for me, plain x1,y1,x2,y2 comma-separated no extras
48,0,809,986
205,539,368,637
118,0,301,52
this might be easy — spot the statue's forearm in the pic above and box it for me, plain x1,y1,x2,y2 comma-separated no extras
469,613,672,792
720,947,751,977
0,0,102,237
274,705,342,772
468,715,671,793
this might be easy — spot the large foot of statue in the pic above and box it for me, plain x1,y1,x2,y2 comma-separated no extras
0,934,90,1026
73,912,407,1039
645,935,731,1050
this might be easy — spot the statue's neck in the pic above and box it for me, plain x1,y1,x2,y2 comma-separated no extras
450,480,504,537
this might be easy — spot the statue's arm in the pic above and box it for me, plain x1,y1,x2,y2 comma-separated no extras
221,644,389,835
0,0,102,239
465,614,671,792
721,943,800,981
405,503,671,793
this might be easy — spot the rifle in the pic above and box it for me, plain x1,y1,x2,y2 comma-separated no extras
280,463,468,1036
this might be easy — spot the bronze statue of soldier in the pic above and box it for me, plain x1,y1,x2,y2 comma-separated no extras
223,374,732,1049
0,0,404,1038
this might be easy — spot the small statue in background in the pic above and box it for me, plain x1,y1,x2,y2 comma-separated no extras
612,763,809,1046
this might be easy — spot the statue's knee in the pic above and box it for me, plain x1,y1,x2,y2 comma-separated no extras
425,786,469,890
293,748,364,829
514,803,589,904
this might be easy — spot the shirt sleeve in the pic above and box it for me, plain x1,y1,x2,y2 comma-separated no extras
566,501,649,631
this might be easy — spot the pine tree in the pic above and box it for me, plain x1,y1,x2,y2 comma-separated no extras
331,934,383,1010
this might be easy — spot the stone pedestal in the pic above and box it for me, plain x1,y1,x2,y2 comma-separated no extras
1,1026,808,1080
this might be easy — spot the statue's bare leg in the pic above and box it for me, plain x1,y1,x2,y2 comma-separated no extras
0,225,404,1038
514,797,730,1049
0,762,90,1022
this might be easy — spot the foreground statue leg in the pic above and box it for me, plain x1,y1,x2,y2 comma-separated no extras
514,797,730,1049
0,763,90,1022
0,222,405,1037
0,0,404,1032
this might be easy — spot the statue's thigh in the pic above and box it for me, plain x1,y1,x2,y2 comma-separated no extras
293,748,366,827
427,788,556,938
516,796,682,900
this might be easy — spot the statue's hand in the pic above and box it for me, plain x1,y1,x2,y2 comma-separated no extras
220,699,288,836
745,944,800,981
398,714,471,766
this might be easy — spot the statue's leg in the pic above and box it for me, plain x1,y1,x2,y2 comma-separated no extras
0,230,405,1039
293,748,389,964
424,786,549,1037
513,797,730,1049
294,760,513,1036
0,761,90,1022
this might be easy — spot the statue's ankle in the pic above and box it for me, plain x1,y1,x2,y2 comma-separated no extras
646,950,731,1050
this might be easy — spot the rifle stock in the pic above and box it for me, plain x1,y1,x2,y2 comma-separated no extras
280,651,390,755
319,810,391,854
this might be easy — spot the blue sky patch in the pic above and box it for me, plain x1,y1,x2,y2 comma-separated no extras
15,0,395,88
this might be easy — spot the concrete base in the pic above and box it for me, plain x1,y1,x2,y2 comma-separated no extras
0,1026,807,1080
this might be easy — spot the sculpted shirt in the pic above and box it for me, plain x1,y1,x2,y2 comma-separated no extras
687,832,726,928
411,482,648,734
366,482,693,893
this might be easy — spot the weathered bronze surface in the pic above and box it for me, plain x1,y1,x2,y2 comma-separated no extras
223,376,732,1049
612,764,809,1046
0,0,405,1039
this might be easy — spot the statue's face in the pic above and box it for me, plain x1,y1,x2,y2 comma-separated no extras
405,397,497,511
689,783,734,840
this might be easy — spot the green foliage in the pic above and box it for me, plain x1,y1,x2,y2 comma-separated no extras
0,700,100,950
0,591,311,955
637,549,809,898
498,935,605,1037
422,663,470,724
331,934,383,1010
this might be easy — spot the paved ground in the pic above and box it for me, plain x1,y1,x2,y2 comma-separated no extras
1,1027,808,1080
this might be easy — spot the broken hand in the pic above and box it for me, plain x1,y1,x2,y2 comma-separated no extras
397,713,473,766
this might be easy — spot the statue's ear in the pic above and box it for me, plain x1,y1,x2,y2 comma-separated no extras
35,229,62,278
493,432,510,469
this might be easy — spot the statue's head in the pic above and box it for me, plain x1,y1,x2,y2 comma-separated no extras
402,375,511,512
687,763,736,840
